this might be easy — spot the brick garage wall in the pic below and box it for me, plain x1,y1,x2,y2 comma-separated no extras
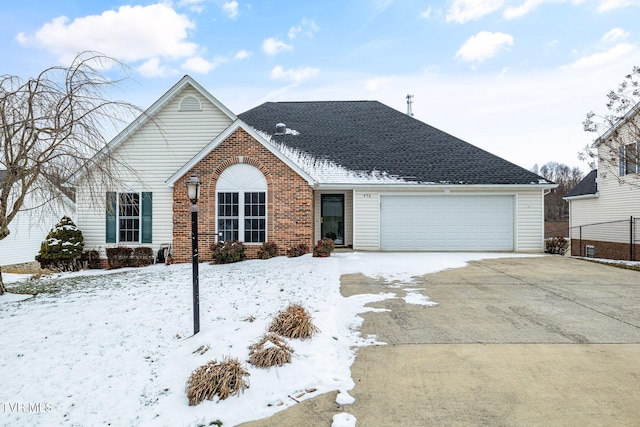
570,238,640,261
171,127,314,263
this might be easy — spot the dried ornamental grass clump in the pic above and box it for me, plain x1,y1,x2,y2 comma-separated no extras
185,357,250,406
248,333,294,368
268,304,319,340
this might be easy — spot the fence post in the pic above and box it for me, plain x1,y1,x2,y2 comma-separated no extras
631,216,635,262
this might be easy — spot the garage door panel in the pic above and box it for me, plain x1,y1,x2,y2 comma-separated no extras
380,195,514,251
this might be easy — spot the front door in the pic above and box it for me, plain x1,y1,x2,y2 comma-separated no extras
321,194,344,245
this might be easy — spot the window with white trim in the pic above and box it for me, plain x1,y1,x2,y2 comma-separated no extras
119,193,140,242
619,142,639,176
216,164,267,243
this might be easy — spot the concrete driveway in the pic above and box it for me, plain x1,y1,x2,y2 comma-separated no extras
240,256,640,426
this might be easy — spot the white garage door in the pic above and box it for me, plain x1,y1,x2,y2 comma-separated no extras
380,195,514,251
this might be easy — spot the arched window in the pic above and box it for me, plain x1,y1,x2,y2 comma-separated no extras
216,164,268,243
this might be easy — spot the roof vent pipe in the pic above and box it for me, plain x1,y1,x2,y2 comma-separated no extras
406,94,414,117
275,123,287,135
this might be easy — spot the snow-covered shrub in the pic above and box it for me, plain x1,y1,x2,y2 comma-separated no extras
248,333,293,368
257,241,279,259
313,237,335,257
36,216,85,271
287,243,310,258
211,240,246,264
185,357,250,405
106,246,133,269
268,303,319,340
545,237,569,255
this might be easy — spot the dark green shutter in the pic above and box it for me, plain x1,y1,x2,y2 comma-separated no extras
106,192,117,243
141,192,152,243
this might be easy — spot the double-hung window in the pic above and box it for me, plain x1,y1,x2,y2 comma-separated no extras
619,142,640,176
216,164,267,243
119,193,140,242
106,192,152,243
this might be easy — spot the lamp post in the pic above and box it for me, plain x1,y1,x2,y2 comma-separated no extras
186,173,201,335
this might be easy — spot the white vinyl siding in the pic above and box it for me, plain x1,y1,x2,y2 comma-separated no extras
77,85,234,255
516,190,544,252
567,142,640,245
352,191,380,250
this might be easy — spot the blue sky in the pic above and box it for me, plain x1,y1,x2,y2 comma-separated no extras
2,0,640,173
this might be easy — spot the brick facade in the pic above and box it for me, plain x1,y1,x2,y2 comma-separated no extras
171,128,314,263
570,238,639,261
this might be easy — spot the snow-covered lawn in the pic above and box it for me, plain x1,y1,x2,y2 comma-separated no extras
1,252,528,426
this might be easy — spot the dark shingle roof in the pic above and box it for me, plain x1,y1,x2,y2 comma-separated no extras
238,101,549,185
566,169,597,197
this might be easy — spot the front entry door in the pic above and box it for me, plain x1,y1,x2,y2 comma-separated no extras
321,194,344,245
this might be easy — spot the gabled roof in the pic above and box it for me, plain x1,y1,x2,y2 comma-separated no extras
166,120,315,187
565,169,598,198
71,75,236,183
238,101,551,186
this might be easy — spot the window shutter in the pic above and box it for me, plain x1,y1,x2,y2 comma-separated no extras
106,192,117,243
619,145,626,176
141,192,152,243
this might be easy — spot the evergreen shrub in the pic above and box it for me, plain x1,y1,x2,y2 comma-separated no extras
211,240,246,264
545,236,569,255
312,237,335,257
257,241,279,259
286,243,310,258
36,216,85,271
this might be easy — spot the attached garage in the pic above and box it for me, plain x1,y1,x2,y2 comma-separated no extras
380,194,515,251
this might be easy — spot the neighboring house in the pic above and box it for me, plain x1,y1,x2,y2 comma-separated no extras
75,76,555,264
565,119,640,261
0,170,76,266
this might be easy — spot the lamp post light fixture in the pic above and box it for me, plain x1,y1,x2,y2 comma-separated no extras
186,173,201,335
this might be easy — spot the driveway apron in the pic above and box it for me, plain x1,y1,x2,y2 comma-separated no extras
240,256,640,426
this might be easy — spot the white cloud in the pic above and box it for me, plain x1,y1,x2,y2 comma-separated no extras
270,65,319,83
602,27,630,43
503,0,547,18
565,43,636,68
419,7,433,18
234,49,252,60
222,1,239,18
446,0,505,23
137,58,171,78
262,37,292,56
597,0,640,12
456,31,514,63
15,4,197,65
288,19,320,40
181,56,226,73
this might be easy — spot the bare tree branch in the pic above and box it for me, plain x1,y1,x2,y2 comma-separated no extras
0,52,145,294
581,66,640,186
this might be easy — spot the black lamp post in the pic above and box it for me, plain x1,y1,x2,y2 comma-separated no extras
186,173,201,335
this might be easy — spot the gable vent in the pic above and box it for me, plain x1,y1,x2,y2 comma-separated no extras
275,123,287,135
179,95,202,111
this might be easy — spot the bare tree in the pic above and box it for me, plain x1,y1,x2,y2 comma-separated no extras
0,52,143,295
582,66,640,184
536,162,584,221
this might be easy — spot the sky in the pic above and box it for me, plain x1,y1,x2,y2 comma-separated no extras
2,0,640,174
1,251,532,426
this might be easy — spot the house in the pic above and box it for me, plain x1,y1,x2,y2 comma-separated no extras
0,170,76,267
565,110,640,261
75,76,555,264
